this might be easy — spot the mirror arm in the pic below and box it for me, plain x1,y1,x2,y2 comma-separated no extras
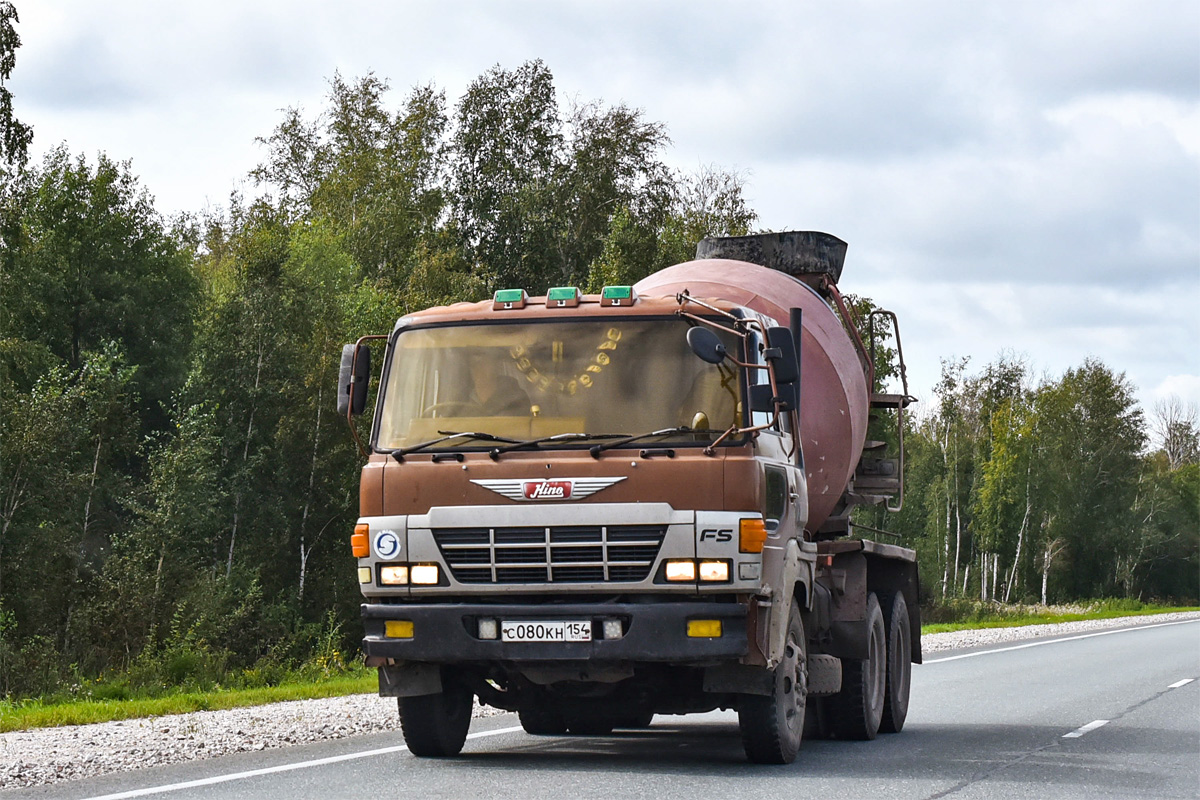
676,310,751,343
675,292,755,334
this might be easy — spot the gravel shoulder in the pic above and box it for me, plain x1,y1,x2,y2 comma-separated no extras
3,611,1197,791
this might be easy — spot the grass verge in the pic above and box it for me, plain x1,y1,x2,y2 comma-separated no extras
0,672,376,733
919,602,1199,634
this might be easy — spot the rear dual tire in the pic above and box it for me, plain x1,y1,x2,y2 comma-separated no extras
828,592,886,740
879,590,912,734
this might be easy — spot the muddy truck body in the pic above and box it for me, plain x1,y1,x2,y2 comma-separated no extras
339,231,919,763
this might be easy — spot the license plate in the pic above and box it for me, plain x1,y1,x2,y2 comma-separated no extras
501,620,592,642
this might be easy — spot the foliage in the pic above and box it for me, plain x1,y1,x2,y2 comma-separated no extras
885,355,1196,606
0,147,197,429
920,597,1198,631
0,668,376,733
0,1,31,167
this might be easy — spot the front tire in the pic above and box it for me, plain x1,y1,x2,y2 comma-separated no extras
398,683,473,757
828,591,886,740
739,600,807,764
879,590,912,733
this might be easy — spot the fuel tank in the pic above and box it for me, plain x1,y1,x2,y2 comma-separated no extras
633,234,869,533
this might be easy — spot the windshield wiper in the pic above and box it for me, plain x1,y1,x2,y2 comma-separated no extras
391,431,523,461
587,426,719,458
487,432,629,460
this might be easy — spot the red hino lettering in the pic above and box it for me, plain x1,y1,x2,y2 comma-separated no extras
523,480,572,500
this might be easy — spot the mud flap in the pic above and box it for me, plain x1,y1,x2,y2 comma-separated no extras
764,539,814,667
379,662,442,697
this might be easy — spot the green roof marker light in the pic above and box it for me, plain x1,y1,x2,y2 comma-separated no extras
546,286,581,308
493,288,528,310
600,285,637,307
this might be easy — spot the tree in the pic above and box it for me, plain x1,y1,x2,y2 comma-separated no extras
450,60,560,292
0,1,31,167
587,165,755,290
0,147,197,429
1150,397,1199,471
0,344,139,689
1035,359,1145,599
254,74,449,287
451,60,686,293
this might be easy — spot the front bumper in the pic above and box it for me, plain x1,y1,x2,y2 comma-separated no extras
361,601,748,662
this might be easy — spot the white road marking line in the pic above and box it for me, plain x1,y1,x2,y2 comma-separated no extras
1167,678,1194,689
924,618,1199,664
80,725,526,800
1062,719,1108,738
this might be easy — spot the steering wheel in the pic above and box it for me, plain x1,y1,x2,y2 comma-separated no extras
421,401,483,418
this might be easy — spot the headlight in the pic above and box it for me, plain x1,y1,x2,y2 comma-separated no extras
665,560,697,581
379,565,409,585
698,561,729,582
410,564,440,585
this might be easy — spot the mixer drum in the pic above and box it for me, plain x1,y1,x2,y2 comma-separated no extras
635,259,869,532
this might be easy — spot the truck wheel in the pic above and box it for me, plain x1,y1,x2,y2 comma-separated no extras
738,600,807,764
879,590,911,734
518,705,568,735
398,683,473,757
829,591,885,740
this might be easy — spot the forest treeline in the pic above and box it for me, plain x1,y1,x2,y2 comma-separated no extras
0,54,1196,699
858,358,1198,609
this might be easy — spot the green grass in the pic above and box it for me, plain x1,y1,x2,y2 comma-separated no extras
0,673,377,733
3,603,1196,734
919,601,1198,634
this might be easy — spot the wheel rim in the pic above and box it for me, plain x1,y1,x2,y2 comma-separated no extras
897,612,911,699
867,614,885,712
783,628,805,734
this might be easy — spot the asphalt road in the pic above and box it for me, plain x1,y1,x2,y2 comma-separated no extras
10,619,1199,800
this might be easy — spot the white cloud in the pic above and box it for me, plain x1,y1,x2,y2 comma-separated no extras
1149,374,1200,407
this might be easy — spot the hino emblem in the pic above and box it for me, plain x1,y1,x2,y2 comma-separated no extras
525,480,570,500
471,476,626,501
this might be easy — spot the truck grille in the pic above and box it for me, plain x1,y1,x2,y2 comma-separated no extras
431,525,667,584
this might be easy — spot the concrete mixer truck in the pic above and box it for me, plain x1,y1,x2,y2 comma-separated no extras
338,231,919,764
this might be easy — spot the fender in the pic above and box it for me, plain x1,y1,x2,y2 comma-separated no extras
763,538,816,667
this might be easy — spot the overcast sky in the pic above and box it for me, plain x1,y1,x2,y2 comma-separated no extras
13,0,1200,417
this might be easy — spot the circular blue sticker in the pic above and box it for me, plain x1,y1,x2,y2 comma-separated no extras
373,530,401,559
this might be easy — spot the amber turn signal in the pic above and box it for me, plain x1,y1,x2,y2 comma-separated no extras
351,523,370,557
739,518,767,553
687,619,722,638
385,620,414,639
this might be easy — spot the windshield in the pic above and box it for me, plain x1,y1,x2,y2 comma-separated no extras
375,319,743,451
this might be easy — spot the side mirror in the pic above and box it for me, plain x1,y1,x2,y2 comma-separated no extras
337,343,370,416
751,327,799,413
763,327,798,385
687,326,727,364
